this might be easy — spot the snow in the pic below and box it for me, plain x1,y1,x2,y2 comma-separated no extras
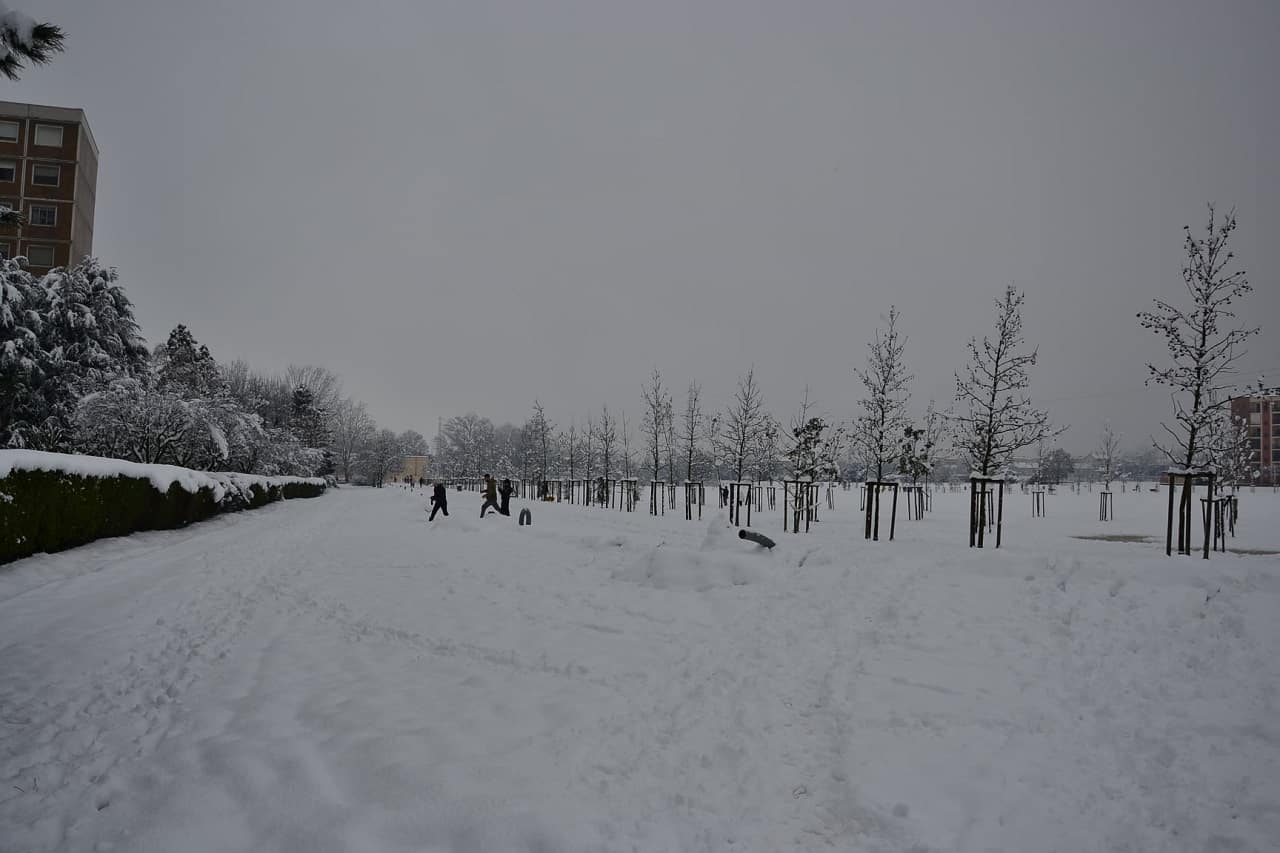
0,484,1277,852
0,4,37,54
0,449,325,504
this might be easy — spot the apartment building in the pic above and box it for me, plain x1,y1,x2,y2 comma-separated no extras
1230,389,1280,486
0,100,98,275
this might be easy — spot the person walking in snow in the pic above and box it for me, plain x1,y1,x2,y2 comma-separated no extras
429,481,449,520
499,478,514,516
480,474,500,517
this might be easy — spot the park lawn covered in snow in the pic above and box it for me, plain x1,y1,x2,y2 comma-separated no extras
1,483,1277,852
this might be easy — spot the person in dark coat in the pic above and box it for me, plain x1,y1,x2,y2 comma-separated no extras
499,478,514,516
429,481,449,520
480,474,500,517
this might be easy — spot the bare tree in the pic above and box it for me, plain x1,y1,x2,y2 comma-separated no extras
440,412,494,478
526,399,554,479
284,365,342,416
664,394,678,488
619,410,634,479
641,369,671,483
330,398,374,482
952,286,1062,476
0,4,65,81
1138,205,1259,472
853,306,913,481
596,405,616,477
679,382,704,482
716,366,768,483
583,414,596,481
1096,421,1122,490
561,421,580,482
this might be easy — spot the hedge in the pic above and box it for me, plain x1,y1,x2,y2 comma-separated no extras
0,466,326,564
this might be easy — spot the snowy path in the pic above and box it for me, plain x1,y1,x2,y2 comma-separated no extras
1,486,1278,852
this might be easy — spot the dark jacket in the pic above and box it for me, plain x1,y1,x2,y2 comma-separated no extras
483,477,497,502
431,483,447,505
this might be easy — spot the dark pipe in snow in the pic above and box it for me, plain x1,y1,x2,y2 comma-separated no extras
738,529,775,549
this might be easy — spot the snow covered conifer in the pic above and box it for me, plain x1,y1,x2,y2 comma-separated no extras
290,384,331,448
156,324,223,397
0,2,65,81
0,256,44,446
18,258,148,448
784,389,838,482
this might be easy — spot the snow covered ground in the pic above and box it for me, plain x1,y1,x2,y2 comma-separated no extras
1,483,1277,852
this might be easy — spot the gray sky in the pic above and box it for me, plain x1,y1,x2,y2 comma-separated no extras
16,0,1280,453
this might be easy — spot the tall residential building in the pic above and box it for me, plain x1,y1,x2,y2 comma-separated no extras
1230,389,1280,486
0,100,98,275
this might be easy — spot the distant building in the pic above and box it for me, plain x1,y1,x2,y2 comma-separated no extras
1230,389,1280,486
0,100,98,275
392,455,432,482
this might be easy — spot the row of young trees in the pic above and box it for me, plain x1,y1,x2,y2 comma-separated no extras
429,205,1264,491
1,256,417,481
428,294,1024,489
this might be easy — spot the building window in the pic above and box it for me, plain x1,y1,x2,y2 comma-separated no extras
0,161,14,182
25,244,55,267
0,242,9,260
0,121,17,142
33,124,63,147
31,164,59,186
29,204,56,227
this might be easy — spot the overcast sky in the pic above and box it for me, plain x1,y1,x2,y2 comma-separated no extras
14,0,1279,453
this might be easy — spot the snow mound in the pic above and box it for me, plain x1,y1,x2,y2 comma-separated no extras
613,541,763,591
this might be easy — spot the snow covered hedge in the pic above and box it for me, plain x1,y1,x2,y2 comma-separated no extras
0,450,326,564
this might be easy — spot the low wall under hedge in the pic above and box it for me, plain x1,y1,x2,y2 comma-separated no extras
0,465,326,565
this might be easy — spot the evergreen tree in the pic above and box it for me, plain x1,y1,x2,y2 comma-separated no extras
8,258,148,448
0,3,65,81
290,385,330,448
0,257,44,446
156,324,223,397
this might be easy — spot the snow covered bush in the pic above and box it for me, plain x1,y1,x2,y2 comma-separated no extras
1,257,149,450
0,450,326,563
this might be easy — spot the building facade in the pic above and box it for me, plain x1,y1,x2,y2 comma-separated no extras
392,455,433,483
0,101,98,275
1230,389,1280,486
